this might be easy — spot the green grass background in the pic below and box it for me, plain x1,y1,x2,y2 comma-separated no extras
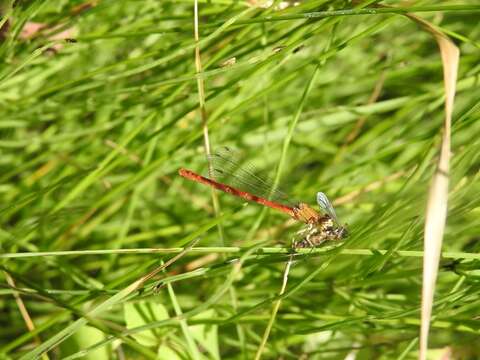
1,1,480,359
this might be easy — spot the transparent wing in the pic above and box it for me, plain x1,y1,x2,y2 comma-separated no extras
316,192,339,224
208,146,295,207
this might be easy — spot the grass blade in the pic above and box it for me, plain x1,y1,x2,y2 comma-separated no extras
402,14,460,360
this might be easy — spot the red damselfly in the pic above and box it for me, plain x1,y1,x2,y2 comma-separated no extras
179,147,347,248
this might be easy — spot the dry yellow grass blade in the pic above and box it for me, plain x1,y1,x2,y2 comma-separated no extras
403,13,459,360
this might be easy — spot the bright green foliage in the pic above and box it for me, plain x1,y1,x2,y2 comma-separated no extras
0,1,479,359
124,300,171,348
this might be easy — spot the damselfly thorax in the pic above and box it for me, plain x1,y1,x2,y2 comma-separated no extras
292,202,347,248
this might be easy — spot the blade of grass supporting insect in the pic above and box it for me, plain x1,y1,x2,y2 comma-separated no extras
19,238,200,360
4,247,480,261
254,255,293,360
400,13,459,360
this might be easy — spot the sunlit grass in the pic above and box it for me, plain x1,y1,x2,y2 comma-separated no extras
1,1,479,359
